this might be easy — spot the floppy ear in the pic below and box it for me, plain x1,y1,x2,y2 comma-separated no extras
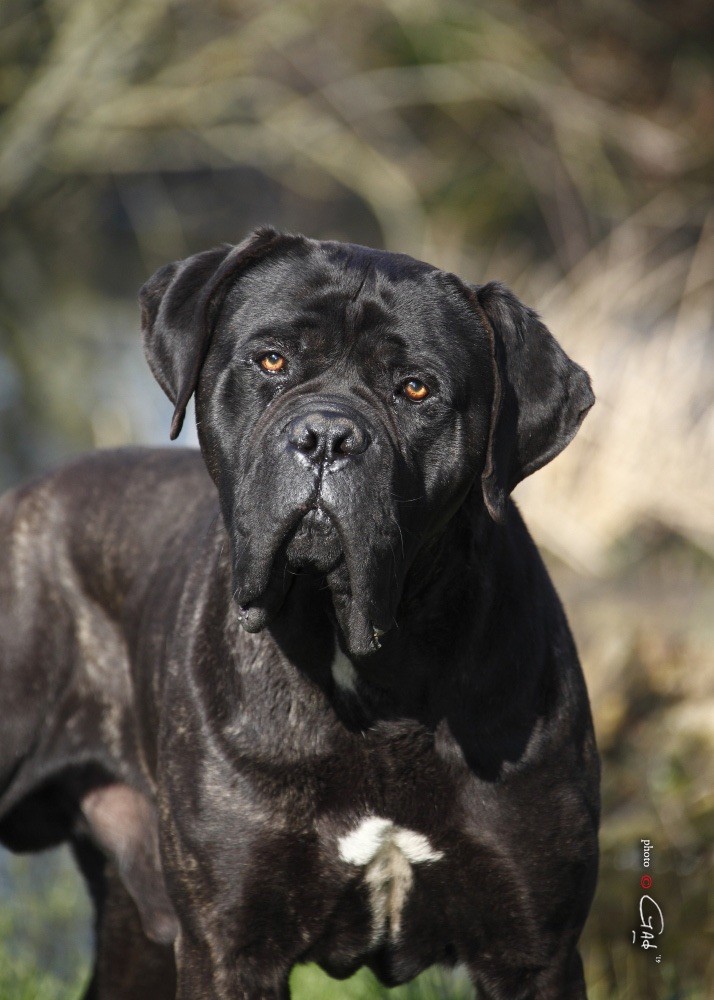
140,226,294,439
470,281,594,523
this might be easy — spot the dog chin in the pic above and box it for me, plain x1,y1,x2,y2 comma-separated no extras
237,576,390,659
284,508,344,574
234,512,393,658
285,509,395,657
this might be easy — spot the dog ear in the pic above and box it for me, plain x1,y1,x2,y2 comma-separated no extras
140,227,295,439
470,281,594,523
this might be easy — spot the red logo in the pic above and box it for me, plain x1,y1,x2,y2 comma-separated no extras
640,874,652,890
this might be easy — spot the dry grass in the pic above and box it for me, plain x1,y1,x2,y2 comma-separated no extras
507,200,714,573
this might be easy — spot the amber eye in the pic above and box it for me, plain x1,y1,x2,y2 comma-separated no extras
258,352,286,373
403,378,429,402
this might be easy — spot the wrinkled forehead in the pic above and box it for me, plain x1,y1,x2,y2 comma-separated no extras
219,240,483,354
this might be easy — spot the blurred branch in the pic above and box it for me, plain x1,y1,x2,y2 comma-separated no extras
0,0,171,206
0,0,712,559
0,0,705,248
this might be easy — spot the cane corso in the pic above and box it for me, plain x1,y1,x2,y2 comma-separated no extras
0,228,600,999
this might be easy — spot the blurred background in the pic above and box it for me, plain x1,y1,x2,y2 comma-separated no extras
0,0,712,997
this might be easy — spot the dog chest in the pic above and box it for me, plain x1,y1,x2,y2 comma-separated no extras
337,816,444,943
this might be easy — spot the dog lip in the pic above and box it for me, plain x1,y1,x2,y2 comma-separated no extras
305,506,337,530
293,503,338,533
284,505,343,573
237,603,269,632
370,624,387,651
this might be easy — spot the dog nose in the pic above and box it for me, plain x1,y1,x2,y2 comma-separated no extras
286,410,369,463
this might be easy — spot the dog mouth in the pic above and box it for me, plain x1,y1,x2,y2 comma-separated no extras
230,421,410,657
284,507,344,574
234,498,398,657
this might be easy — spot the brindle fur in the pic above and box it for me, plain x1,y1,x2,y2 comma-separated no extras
0,230,599,999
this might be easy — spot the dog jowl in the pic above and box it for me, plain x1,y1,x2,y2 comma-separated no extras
0,228,600,1000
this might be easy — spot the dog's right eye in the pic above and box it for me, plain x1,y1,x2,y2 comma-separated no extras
402,378,430,402
258,352,286,373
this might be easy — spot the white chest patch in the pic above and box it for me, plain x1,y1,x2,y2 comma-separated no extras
338,817,444,942
331,646,358,694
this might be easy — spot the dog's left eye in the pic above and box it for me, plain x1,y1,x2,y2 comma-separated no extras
402,378,430,402
258,352,286,373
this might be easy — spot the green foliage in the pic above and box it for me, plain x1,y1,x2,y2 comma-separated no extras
0,954,84,1000
291,964,475,999
0,850,90,995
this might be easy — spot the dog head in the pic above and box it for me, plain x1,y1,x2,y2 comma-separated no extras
140,228,593,657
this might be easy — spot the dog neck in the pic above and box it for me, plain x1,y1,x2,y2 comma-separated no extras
260,490,559,779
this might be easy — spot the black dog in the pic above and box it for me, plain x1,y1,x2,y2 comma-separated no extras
0,229,600,999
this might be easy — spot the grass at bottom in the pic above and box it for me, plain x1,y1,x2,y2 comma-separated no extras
0,953,473,1000
290,964,475,999
0,947,709,1000
0,953,87,1000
